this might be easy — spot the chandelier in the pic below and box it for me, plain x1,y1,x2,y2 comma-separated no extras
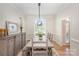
37,3,43,26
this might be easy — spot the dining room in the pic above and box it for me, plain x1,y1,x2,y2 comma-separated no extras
0,3,79,56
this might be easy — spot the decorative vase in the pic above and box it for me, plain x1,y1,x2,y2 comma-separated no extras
39,37,42,40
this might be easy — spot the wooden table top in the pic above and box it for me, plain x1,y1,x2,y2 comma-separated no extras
26,39,53,48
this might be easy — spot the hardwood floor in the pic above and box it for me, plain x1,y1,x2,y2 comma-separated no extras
53,41,70,56
18,40,70,56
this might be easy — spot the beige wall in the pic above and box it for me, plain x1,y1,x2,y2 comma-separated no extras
0,4,56,42
0,4,26,34
55,4,79,50
24,15,56,40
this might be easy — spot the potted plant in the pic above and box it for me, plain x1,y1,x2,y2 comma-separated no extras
36,32,45,40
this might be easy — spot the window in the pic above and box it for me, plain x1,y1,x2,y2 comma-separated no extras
35,18,46,36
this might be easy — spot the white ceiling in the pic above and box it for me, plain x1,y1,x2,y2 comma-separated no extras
14,3,71,16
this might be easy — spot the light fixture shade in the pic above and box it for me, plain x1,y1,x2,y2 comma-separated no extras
37,19,42,26
37,3,42,26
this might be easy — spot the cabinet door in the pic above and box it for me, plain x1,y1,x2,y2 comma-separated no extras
14,34,21,55
24,33,26,46
22,34,24,47
21,34,23,48
8,38,14,56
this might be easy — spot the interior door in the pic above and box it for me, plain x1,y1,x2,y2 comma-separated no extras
62,19,70,45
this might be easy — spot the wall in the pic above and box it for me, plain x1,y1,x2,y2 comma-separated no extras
0,4,26,34
24,15,56,40
55,4,79,50
0,4,56,42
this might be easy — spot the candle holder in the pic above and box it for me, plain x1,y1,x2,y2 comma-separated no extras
20,26,23,33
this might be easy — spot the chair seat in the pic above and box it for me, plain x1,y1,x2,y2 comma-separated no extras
32,51,48,56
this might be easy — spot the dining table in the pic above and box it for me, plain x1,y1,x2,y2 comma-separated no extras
17,37,53,56
26,37,53,48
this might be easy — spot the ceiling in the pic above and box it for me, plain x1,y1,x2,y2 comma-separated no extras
14,3,71,16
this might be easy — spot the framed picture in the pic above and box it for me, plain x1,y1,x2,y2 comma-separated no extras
6,21,18,35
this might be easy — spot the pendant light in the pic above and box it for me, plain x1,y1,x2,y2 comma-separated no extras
38,3,41,20
37,3,42,26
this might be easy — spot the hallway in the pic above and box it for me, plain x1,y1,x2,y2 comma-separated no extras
0,3,79,56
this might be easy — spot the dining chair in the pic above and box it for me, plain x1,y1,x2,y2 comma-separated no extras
32,37,48,56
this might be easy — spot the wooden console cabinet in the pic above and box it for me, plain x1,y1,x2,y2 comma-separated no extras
0,33,26,56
